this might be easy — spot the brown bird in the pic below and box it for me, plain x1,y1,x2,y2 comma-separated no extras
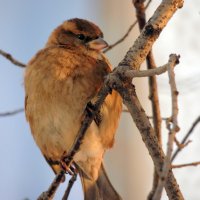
24,18,122,200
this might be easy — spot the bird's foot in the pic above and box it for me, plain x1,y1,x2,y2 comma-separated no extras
60,155,77,176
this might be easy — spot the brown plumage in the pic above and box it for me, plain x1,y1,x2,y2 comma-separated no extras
24,18,122,200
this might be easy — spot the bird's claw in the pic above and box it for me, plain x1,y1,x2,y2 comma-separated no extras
60,155,77,176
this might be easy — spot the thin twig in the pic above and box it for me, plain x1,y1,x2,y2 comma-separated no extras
103,21,137,53
146,51,162,145
152,54,180,200
37,170,65,200
174,136,191,149
172,161,200,169
0,108,24,117
63,85,110,167
103,0,153,54
0,49,26,67
145,0,152,9
125,61,169,78
62,172,78,200
172,116,200,161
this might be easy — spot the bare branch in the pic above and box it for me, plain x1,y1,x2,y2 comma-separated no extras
62,172,77,200
146,51,162,145
0,108,24,117
172,161,200,169
125,63,170,78
37,171,65,200
0,49,26,67
172,116,200,161
152,54,180,200
62,85,110,167
119,0,183,69
106,70,183,199
132,1,162,198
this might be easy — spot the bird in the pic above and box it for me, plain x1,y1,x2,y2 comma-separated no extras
24,18,122,200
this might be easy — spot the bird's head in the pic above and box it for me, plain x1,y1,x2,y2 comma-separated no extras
46,18,108,52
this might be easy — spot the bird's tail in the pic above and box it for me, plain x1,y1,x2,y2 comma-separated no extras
78,164,122,200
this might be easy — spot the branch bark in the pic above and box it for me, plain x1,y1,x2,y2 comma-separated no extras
106,54,183,200
152,54,180,199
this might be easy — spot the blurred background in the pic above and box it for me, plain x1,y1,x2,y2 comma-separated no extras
0,0,200,199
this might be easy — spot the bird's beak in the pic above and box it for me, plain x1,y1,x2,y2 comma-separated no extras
87,37,108,51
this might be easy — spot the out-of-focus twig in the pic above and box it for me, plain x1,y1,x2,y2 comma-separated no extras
145,0,152,9
0,108,24,117
103,21,137,53
103,0,152,53
174,136,191,149
172,161,200,169
172,116,200,161
0,49,26,67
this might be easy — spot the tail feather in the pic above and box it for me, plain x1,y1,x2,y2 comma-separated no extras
79,164,122,200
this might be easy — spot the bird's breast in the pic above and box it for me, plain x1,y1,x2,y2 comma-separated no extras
25,47,110,162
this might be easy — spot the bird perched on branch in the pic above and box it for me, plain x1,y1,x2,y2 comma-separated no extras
24,18,122,200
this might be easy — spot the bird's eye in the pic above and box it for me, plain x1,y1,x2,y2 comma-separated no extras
77,34,85,40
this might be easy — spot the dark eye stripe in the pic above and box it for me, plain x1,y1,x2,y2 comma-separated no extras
62,29,98,43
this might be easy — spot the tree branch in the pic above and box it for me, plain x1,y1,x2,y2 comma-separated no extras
152,54,180,199
118,0,183,69
132,1,162,198
105,61,183,199
125,59,170,78
0,49,26,67
62,85,110,167
62,172,78,200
